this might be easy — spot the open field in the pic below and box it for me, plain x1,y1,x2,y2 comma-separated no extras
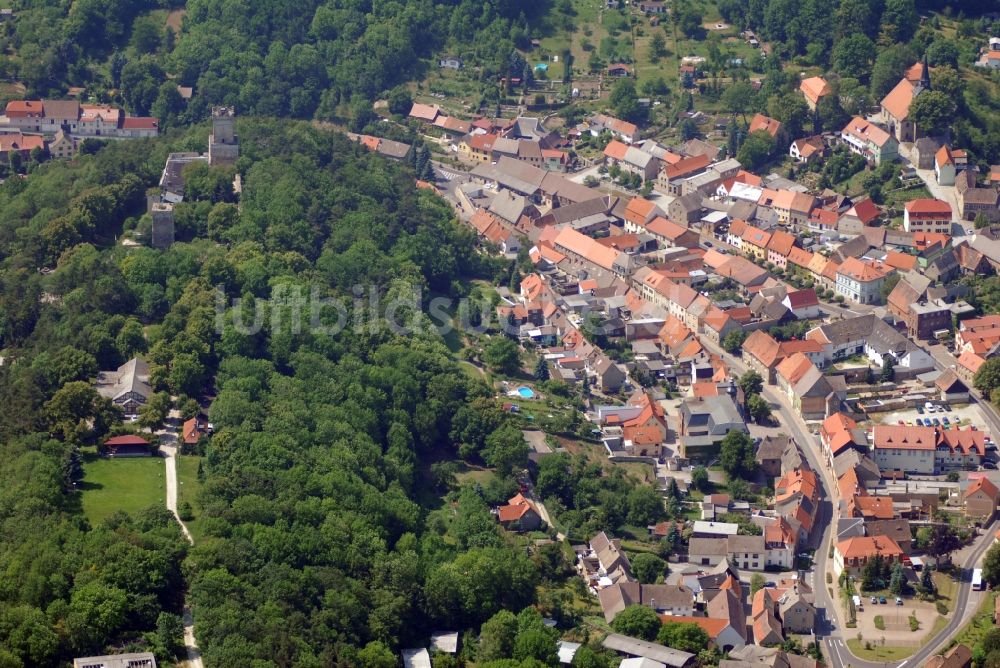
79,453,165,526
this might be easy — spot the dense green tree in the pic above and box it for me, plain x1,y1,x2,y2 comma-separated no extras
721,329,746,354
610,605,661,641
609,79,646,124
138,391,171,431
657,622,710,654
984,543,1000,587
880,0,918,44
632,552,666,584
484,337,522,374
483,424,530,475
736,130,775,170
747,394,771,424
720,430,756,479
387,87,413,116
926,39,959,67
976,358,1000,396
832,34,876,80
722,82,756,122
889,562,907,595
909,91,957,136
738,370,764,397
690,467,709,492
627,485,664,526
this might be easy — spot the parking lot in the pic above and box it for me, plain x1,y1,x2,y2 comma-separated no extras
876,402,993,435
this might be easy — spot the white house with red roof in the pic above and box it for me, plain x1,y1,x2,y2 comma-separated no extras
904,199,953,234
497,493,542,531
781,288,820,319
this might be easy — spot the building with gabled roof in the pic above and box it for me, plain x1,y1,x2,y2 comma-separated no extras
95,357,151,416
964,477,1000,524
904,198,952,234
748,113,782,139
841,117,898,165
835,258,894,304
497,493,542,531
599,582,694,622
834,535,904,576
799,77,831,109
880,60,930,143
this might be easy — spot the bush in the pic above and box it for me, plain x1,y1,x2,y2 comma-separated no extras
874,616,885,630
936,601,948,615
178,501,194,521
909,615,919,632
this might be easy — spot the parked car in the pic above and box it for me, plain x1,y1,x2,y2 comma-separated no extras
870,596,877,604
898,420,905,425
917,406,925,414
895,597,903,606
943,417,950,426
983,462,998,470
879,596,887,604
915,418,924,426
932,418,941,426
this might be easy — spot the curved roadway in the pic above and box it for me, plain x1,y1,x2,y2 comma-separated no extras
699,337,997,668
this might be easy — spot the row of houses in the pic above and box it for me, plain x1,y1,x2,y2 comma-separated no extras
4,99,158,138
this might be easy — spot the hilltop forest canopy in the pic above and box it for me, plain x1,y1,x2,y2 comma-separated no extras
0,118,540,666
2,0,549,120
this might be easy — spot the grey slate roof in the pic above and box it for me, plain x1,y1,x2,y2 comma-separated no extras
602,634,695,667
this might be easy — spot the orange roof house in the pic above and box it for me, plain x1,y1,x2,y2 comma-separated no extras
883,250,917,272
820,412,861,458
520,274,545,301
837,257,893,283
622,196,661,230
799,76,832,108
497,493,542,530
604,139,630,161
749,113,782,138
409,102,441,122
835,535,903,575
775,352,814,387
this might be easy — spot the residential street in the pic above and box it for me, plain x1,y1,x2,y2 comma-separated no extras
698,336,997,668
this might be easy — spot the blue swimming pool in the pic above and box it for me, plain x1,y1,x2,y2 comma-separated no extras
516,386,535,399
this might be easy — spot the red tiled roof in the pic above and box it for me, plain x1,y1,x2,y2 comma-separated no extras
105,435,150,446
905,198,952,216
122,117,158,130
749,113,781,138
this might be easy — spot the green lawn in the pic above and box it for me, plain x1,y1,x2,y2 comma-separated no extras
79,453,165,526
175,455,205,543
950,591,997,651
845,639,916,662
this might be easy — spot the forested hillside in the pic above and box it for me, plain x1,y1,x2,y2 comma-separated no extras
0,119,538,665
1,0,547,122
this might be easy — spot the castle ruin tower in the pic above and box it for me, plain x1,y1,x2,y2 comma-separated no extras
208,106,238,166
150,202,175,249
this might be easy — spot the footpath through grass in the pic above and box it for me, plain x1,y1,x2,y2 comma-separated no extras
79,452,165,526
175,454,205,542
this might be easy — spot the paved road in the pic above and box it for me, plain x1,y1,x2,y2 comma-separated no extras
157,412,204,668
699,336,997,668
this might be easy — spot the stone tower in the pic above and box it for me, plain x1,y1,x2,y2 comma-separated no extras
208,106,238,166
150,202,175,249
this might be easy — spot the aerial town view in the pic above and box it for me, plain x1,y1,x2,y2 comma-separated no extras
2,1,1000,668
